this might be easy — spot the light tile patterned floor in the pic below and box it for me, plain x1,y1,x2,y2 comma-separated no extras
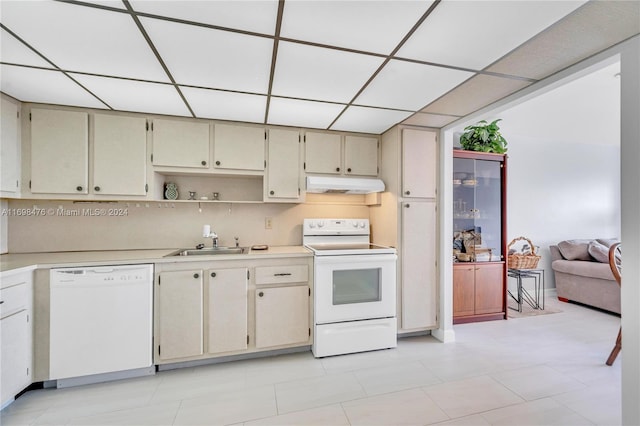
1,296,622,425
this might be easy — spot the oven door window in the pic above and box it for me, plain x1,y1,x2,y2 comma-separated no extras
332,268,381,305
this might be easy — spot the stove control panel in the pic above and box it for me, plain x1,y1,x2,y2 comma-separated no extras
303,218,370,236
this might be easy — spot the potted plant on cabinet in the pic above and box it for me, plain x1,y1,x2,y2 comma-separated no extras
458,119,508,153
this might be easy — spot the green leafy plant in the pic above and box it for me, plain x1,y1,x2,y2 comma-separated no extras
459,119,508,153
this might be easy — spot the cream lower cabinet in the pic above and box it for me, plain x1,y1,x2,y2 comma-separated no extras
255,285,310,349
156,270,204,361
0,271,33,409
207,267,248,354
401,200,437,330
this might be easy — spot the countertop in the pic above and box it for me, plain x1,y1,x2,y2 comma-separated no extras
0,246,312,273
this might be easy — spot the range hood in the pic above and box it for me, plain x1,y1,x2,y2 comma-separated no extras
306,176,385,194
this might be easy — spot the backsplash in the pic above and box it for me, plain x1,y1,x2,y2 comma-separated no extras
5,198,370,253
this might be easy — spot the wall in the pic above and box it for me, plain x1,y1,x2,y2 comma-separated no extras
6,197,369,253
504,136,620,286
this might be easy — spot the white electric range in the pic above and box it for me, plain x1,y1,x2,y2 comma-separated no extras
303,218,397,357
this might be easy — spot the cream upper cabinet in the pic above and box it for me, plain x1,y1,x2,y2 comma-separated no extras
157,270,204,361
304,132,342,174
265,128,302,202
401,200,437,330
402,129,437,198
30,108,89,194
213,124,265,171
152,118,210,168
344,135,378,176
255,285,310,349
206,268,248,354
93,114,147,196
1,97,21,195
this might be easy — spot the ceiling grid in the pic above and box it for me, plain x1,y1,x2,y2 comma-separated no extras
1,0,638,134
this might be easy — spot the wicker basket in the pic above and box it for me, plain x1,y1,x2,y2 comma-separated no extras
507,236,541,269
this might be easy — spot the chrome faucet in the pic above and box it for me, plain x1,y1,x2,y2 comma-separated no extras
202,225,219,248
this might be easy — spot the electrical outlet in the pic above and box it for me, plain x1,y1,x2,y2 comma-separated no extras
265,217,273,229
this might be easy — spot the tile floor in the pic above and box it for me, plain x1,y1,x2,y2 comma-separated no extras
1,296,622,425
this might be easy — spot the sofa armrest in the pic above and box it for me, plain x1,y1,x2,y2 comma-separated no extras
549,245,564,262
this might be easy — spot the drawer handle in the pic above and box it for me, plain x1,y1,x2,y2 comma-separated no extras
258,291,264,297
274,273,292,277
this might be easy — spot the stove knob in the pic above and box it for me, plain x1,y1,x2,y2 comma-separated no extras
318,221,325,228
309,222,316,228
359,221,366,228
352,221,359,228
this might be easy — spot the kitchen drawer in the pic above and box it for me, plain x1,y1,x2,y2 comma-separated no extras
255,265,308,285
0,282,28,319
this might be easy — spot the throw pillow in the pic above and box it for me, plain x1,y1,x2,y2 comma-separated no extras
557,239,592,261
588,240,609,263
596,238,620,248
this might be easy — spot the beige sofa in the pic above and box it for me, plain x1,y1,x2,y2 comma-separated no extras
550,239,620,314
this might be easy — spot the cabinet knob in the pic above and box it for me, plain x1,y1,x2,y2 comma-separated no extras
336,167,340,172
201,160,207,166
258,291,264,297
193,273,200,279
94,186,101,192
269,190,275,195
76,186,83,191
211,272,216,278
405,190,410,195
215,160,221,166
347,168,352,173
405,204,410,208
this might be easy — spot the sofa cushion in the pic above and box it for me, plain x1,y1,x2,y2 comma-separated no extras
588,240,610,263
552,259,615,281
557,239,592,261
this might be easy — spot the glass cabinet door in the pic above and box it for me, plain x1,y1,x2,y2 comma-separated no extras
453,156,503,262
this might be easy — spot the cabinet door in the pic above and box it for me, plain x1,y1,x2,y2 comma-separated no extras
157,270,203,360
152,119,210,168
304,132,341,174
93,114,147,196
0,311,30,407
266,128,301,201
1,97,20,194
402,129,437,198
213,124,264,171
255,286,309,348
30,108,88,194
474,263,505,314
207,268,248,354
344,136,378,176
453,265,475,317
401,200,437,329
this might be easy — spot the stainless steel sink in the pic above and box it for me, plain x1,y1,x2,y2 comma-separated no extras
166,247,247,257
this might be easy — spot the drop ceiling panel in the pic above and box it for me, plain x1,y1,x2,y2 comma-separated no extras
401,112,459,128
267,98,344,129
332,106,412,134
140,17,273,93
130,0,278,35
355,59,473,111
0,29,52,68
271,41,385,103
280,0,434,54
1,65,106,109
181,87,266,123
487,0,640,80
422,74,532,117
70,73,191,116
0,1,169,81
397,0,586,70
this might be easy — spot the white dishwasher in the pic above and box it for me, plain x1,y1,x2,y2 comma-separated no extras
50,264,154,385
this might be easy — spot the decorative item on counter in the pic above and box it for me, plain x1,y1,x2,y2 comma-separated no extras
164,182,178,200
212,192,220,201
459,119,508,153
188,191,196,200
